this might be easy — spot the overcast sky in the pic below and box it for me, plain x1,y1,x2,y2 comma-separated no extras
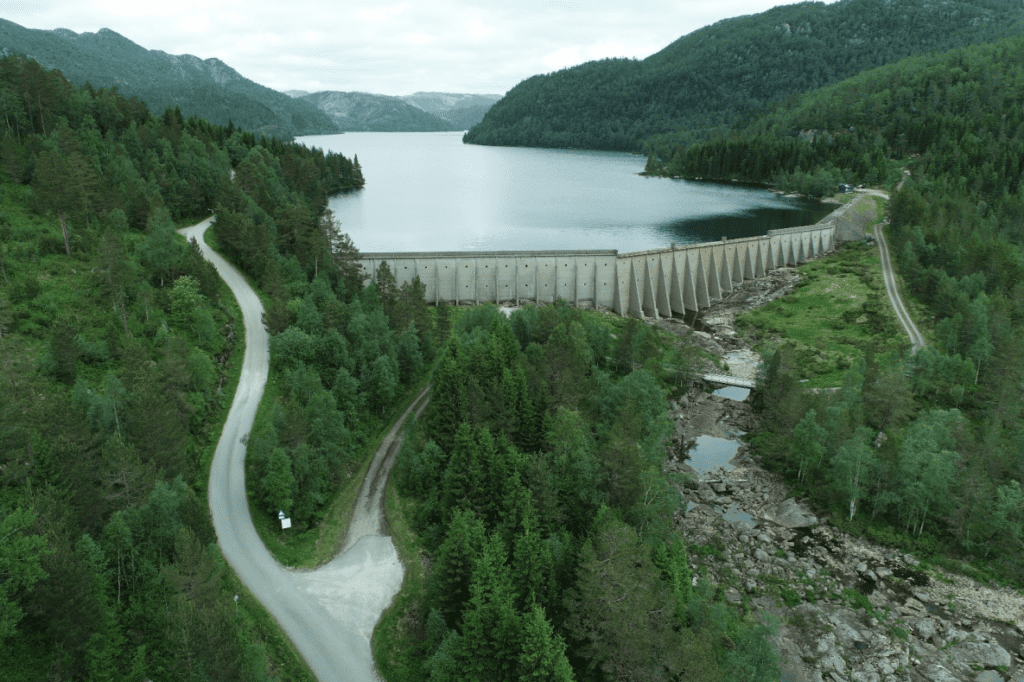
4,0,831,96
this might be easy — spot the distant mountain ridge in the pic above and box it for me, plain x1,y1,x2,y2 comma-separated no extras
401,92,502,129
0,19,337,139
293,90,502,132
465,0,1024,152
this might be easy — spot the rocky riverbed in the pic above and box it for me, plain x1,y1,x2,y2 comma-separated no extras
655,272,1024,682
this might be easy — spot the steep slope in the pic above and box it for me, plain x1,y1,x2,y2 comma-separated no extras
0,19,337,139
297,91,454,132
663,35,1024,204
464,0,1024,152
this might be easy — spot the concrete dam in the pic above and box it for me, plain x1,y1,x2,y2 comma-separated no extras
358,220,837,318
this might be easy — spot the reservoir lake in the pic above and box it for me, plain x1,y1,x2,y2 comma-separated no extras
297,131,833,253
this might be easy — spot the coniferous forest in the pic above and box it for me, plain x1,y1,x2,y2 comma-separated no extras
0,54,364,679
464,0,1024,152
648,35,1024,585
380,303,782,682
5,4,1024,679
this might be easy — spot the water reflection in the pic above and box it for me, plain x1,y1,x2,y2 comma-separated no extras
299,132,833,253
720,502,756,529
712,386,750,401
685,435,741,474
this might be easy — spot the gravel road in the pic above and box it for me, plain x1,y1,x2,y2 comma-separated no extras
180,217,423,682
857,189,926,353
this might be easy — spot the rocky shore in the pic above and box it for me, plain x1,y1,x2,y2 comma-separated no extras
656,273,1024,682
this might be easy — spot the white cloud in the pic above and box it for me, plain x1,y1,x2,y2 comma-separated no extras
4,0,834,96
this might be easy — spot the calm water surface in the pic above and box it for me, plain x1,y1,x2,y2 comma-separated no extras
298,132,832,253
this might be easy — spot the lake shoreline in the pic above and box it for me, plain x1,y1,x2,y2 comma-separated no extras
301,131,833,253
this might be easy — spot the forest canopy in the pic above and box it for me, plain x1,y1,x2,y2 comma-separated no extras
0,54,363,679
464,0,1024,152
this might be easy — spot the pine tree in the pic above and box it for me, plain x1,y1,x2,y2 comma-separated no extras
427,509,487,628
459,535,522,681
510,499,555,612
518,604,575,682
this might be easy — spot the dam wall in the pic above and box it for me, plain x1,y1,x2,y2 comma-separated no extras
358,222,835,318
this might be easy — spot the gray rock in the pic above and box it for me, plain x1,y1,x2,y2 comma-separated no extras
947,640,1012,669
766,497,819,528
815,632,836,654
903,597,926,613
754,548,770,562
856,561,868,573
976,671,1003,682
919,664,962,682
818,650,846,675
914,617,937,641
827,612,865,647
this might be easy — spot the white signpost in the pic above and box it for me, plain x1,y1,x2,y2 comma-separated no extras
278,510,292,530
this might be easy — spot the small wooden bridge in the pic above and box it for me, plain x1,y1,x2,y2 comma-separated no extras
701,373,756,389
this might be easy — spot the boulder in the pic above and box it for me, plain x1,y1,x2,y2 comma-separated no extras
975,671,1003,682
947,640,1012,670
766,497,818,528
914,617,937,641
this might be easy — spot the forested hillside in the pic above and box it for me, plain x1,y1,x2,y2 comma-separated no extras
0,55,363,679
463,0,1024,152
662,36,1024,583
375,302,788,681
0,19,338,140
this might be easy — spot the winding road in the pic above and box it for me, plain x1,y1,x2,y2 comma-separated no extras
857,189,926,354
179,217,427,682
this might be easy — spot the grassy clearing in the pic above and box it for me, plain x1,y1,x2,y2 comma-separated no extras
736,202,905,387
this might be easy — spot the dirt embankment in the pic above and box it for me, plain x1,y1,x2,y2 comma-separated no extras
654,265,1024,682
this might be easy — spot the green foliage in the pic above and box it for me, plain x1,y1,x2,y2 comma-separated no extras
720,621,781,682
466,0,1024,153
388,308,766,681
0,55,353,677
565,513,691,680
0,509,49,643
